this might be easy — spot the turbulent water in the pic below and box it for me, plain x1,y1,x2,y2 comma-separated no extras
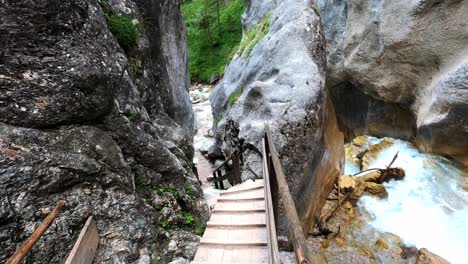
346,137,468,263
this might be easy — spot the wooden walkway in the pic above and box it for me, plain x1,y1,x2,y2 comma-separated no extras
192,180,269,264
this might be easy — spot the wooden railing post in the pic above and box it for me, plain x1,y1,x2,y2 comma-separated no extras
213,171,219,189
217,170,224,189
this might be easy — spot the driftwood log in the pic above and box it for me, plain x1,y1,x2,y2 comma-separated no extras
312,152,405,236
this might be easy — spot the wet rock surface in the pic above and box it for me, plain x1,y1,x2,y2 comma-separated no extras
0,0,207,263
317,0,468,164
210,0,343,233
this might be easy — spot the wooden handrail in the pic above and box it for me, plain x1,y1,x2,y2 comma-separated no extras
264,126,324,264
212,151,242,189
213,153,235,172
6,201,65,264
263,137,281,264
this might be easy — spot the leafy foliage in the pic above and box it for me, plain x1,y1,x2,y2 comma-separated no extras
182,0,244,82
183,212,195,225
158,184,180,199
107,14,138,52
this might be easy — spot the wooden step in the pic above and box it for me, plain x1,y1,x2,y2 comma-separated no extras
222,182,264,195
214,200,265,211
200,227,268,246
219,188,264,198
224,179,264,192
192,244,268,264
206,223,266,228
217,196,264,202
208,212,266,226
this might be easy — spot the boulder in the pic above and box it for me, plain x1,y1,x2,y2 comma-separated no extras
364,182,388,199
361,138,394,170
210,0,343,233
339,175,356,192
416,248,450,264
317,0,468,164
0,0,206,262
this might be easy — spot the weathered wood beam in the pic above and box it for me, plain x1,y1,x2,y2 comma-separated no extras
265,126,324,264
65,216,99,264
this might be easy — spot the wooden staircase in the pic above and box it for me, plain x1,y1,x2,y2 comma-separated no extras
192,180,269,263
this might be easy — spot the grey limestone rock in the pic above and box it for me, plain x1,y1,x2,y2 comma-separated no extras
0,0,206,263
317,0,468,164
210,0,343,232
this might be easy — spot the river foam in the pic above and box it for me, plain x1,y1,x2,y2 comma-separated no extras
349,137,468,263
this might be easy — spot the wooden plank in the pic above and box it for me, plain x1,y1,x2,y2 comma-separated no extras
220,186,264,196
215,200,265,211
65,216,99,264
208,212,266,226
6,201,65,264
262,137,281,264
265,126,324,264
217,196,264,202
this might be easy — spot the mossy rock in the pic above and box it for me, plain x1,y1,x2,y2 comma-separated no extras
107,15,138,52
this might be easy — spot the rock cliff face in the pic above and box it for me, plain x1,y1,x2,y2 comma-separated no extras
0,0,206,263
210,0,343,232
317,0,468,165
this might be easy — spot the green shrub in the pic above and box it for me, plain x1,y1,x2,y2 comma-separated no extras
107,15,138,51
182,0,244,82
183,212,194,225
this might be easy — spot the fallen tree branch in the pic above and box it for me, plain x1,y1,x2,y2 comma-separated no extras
387,151,399,168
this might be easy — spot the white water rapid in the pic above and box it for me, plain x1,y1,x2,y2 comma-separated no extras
346,137,468,263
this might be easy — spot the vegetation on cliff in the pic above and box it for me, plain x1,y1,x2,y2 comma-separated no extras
182,0,244,82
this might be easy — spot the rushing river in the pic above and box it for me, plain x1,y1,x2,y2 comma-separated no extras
345,137,468,263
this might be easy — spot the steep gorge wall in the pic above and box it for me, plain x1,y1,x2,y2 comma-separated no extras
317,0,468,165
210,0,344,232
0,0,206,263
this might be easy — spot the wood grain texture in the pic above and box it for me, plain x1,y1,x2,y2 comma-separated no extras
65,216,99,264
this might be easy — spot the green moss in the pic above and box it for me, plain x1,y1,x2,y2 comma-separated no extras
228,89,242,107
311,4,320,16
214,112,223,125
107,15,138,52
184,180,193,196
195,223,207,235
124,112,141,122
182,0,244,82
239,16,270,58
160,219,170,229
